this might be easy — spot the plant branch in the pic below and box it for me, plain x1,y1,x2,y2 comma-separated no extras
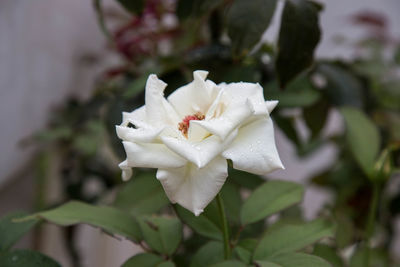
216,193,231,259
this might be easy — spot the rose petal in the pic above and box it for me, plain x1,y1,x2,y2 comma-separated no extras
220,82,267,111
122,107,146,125
145,74,180,127
116,125,163,143
118,160,133,181
157,156,228,216
191,82,268,140
161,129,237,168
123,141,186,169
222,117,284,175
266,100,278,114
187,122,210,142
167,71,217,118
191,104,250,140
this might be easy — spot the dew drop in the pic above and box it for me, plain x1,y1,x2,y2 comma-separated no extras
249,144,255,152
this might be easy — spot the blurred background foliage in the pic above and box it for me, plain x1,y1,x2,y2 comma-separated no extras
1,0,400,266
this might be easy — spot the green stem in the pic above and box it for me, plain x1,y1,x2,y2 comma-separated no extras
366,183,380,239
364,182,381,266
216,193,231,259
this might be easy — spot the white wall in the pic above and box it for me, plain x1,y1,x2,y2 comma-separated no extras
317,0,400,59
0,0,109,185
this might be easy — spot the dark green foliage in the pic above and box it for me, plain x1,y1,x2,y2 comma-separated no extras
276,0,321,88
313,244,344,267
20,201,142,242
0,250,60,267
175,202,223,241
264,75,321,108
177,0,225,20
0,212,37,251
122,253,164,267
190,241,224,267
227,0,278,56
303,98,330,139
340,107,381,178
113,171,170,215
116,0,145,14
316,63,364,107
137,216,183,255
253,219,335,260
241,180,304,224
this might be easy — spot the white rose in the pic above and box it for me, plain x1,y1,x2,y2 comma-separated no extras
116,70,283,216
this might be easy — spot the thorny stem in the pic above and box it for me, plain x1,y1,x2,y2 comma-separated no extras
216,193,231,259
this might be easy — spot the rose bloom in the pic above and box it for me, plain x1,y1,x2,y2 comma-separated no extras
116,71,283,215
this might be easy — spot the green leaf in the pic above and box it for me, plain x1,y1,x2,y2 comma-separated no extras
209,260,247,267
340,107,381,178
335,213,354,249
313,244,343,267
0,250,60,267
176,0,224,20
157,262,175,267
264,76,320,108
138,216,182,255
234,239,258,264
175,204,222,241
122,253,164,267
20,201,142,242
303,99,330,138
274,116,300,146
255,261,282,267
113,172,170,215
227,0,278,56
190,241,224,267
349,247,390,267
240,220,266,240
217,65,261,84
276,0,321,88
266,252,331,267
253,219,335,260
220,182,242,224
0,211,37,251
193,0,225,16
116,0,144,14
241,180,304,225
316,63,364,108
228,168,264,190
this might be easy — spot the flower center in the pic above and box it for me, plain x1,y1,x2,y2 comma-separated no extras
178,112,205,137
